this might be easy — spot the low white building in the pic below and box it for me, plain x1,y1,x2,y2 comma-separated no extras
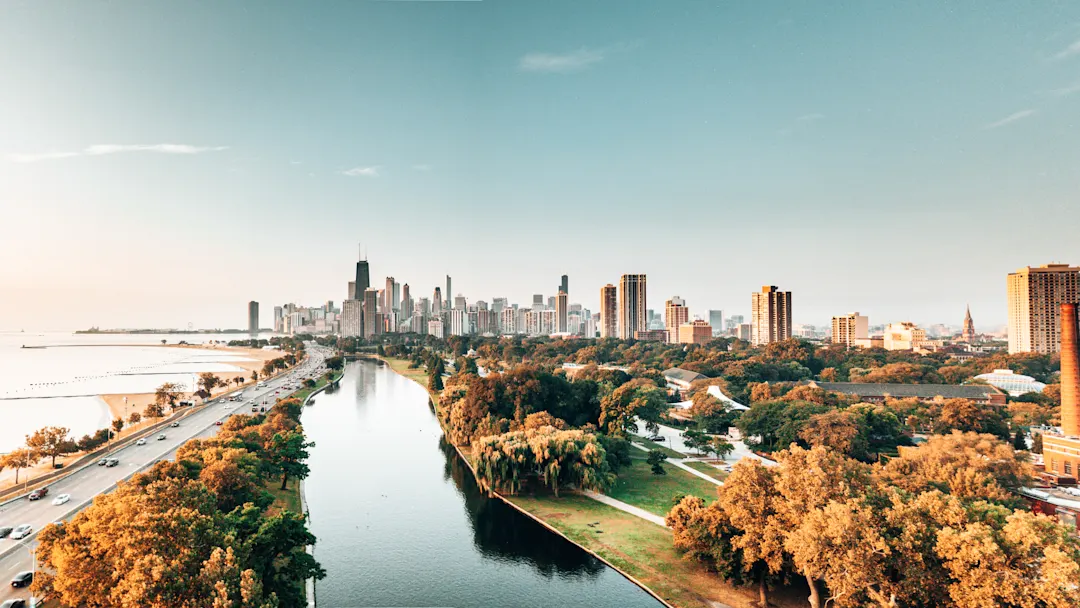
973,369,1046,396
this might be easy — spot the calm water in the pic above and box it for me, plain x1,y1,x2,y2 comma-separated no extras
303,360,664,608
0,332,270,451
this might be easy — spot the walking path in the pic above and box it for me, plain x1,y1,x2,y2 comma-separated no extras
582,490,669,527
628,441,724,485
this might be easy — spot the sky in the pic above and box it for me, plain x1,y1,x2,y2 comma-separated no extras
2,0,1079,332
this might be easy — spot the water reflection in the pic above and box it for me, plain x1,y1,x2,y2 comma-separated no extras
439,437,607,578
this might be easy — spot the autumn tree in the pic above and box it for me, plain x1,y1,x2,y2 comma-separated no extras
1,448,38,484
111,418,124,435
26,425,76,467
154,381,183,411
198,372,222,397
472,426,613,495
144,401,165,419
932,398,1010,439
127,411,141,425
598,378,668,436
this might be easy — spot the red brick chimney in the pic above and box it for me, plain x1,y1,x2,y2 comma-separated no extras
1061,303,1080,437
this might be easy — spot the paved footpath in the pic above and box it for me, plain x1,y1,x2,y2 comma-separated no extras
582,490,668,527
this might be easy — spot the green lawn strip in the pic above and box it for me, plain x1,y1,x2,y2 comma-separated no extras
383,357,430,386
683,461,730,482
630,434,687,458
264,478,303,515
508,493,776,608
606,453,720,517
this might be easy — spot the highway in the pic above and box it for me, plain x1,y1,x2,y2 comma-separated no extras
0,344,329,605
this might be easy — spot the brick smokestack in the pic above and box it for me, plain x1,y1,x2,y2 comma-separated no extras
1061,303,1080,437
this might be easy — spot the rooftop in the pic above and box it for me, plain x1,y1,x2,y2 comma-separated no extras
807,381,1002,400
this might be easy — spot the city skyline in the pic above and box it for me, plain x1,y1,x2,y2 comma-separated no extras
4,2,1080,330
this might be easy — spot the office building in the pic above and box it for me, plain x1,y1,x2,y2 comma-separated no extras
355,254,370,298
619,274,647,340
541,309,557,335
363,289,379,338
665,296,689,343
560,275,568,297
341,300,363,337
383,277,395,312
445,276,452,306
678,319,713,345
883,322,927,351
454,295,467,310
547,296,555,310
737,323,752,341
750,286,791,346
433,287,443,314
500,308,517,334
347,281,356,301
708,310,724,337
533,294,544,309
1007,264,1080,354
556,291,568,333
726,315,744,331
417,297,430,317
492,298,507,317
832,312,869,347
400,284,411,318
450,309,469,336
273,306,284,333
428,319,445,339
634,329,668,342
599,285,616,337
248,301,259,334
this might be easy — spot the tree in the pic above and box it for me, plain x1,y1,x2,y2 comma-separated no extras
647,449,668,475
244,511,325,606
198,372,222,397
682,429,710,455
111,418,124,435
127,411,141,425
144,401,165,419
26,426,76,468
428,370,444,392
154,382,183,411
800,410,864,458
1,448,38,484
715,460,785,606
267,430,313,490
598,378,667,436
932,398,1009,439
302,378,316,389
251,371,259,383
1032,432,1044,454
1013,428,1027,451
710,437,735,461
472,426,613,495
325,355,344,371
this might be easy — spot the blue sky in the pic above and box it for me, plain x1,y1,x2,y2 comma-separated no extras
2,1,1079,331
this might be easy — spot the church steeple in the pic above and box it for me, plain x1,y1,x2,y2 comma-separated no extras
961,305,975,342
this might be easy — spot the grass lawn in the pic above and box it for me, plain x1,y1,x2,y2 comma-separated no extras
630,434,687,458
606,453,720,517
509,493,804,608
383,356,430,385
684,461,730,482
265,478,303,515
291,370,343,403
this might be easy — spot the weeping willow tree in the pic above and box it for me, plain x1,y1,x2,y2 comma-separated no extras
472,426,614,496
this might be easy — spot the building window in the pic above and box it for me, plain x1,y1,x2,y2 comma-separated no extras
1068,463,1074,476
1053,459,1058,471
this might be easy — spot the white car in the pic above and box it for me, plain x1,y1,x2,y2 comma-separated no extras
52,494,71,506
10,524,32,540
136,438,146,446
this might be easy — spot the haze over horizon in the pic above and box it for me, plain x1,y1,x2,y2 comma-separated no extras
3,1,1079,331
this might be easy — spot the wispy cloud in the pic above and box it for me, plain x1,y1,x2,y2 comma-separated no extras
982,109,1036,130
1047,82,1080,98
1053,38,1080,60
797,113,825,122
8,143,228,163
519,48,607,73
342,166,379,177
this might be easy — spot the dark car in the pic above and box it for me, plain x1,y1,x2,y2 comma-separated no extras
28,487,48,501
97,458,108,466
0,599,27,608
10,571,32,588
0,526,12,539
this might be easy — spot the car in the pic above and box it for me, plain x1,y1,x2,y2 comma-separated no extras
0,598,27,608
28,487,48,501
215,421,223,426
157,434,166,441
52,494,71,505
170,422,179,428
136,438,146,446
97,458,108,466
0,526,12,539
10,571,32,588
648,435,665,442
105,458,119,467
10,525,32,540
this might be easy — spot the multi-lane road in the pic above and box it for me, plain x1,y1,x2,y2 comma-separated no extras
0,345,329,605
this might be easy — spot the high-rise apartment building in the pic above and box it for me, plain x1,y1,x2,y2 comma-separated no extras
428,319,445,339
454,295,467,310
600,284,617,338
665,296,689,343
363,289,379,338
708,310,724,337
392,281,401,312
445,276,452,307
737,323,752,341
500,308,517,334
619,274,647,340
678,319,713,345
541,309,557,336
347,281,356,301
750,286,791,346
433,287,443,314
1007,264,1080,354
401,284,411,318
341,300,363,337
248,301,259,334
449,309,469,336
556,291,568,333
273,306,284,333
418,297,430,317
384,277,395,312
831,312,868,347
533,294,544,309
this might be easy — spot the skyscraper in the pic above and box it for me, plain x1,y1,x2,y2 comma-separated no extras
355,252,370,297
831,312,868,347
341,300,363,337
248,301,259,334
533,294,544,309
347,281,356,301
401,284,411,317
392,281,401,312
560,274,568,297
433,287,443,314
556,291,568,333
1007,264,1080,354
750,286,791,346
385,277,395,312
600,284,617,338
665,296,688,343
961,306,975,342
273,306,284,333
618,274,647,340
708,310,724,337
446,276,452,307
363,289,379,338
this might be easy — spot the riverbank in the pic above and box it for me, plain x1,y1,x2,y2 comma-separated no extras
381,357,801,608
